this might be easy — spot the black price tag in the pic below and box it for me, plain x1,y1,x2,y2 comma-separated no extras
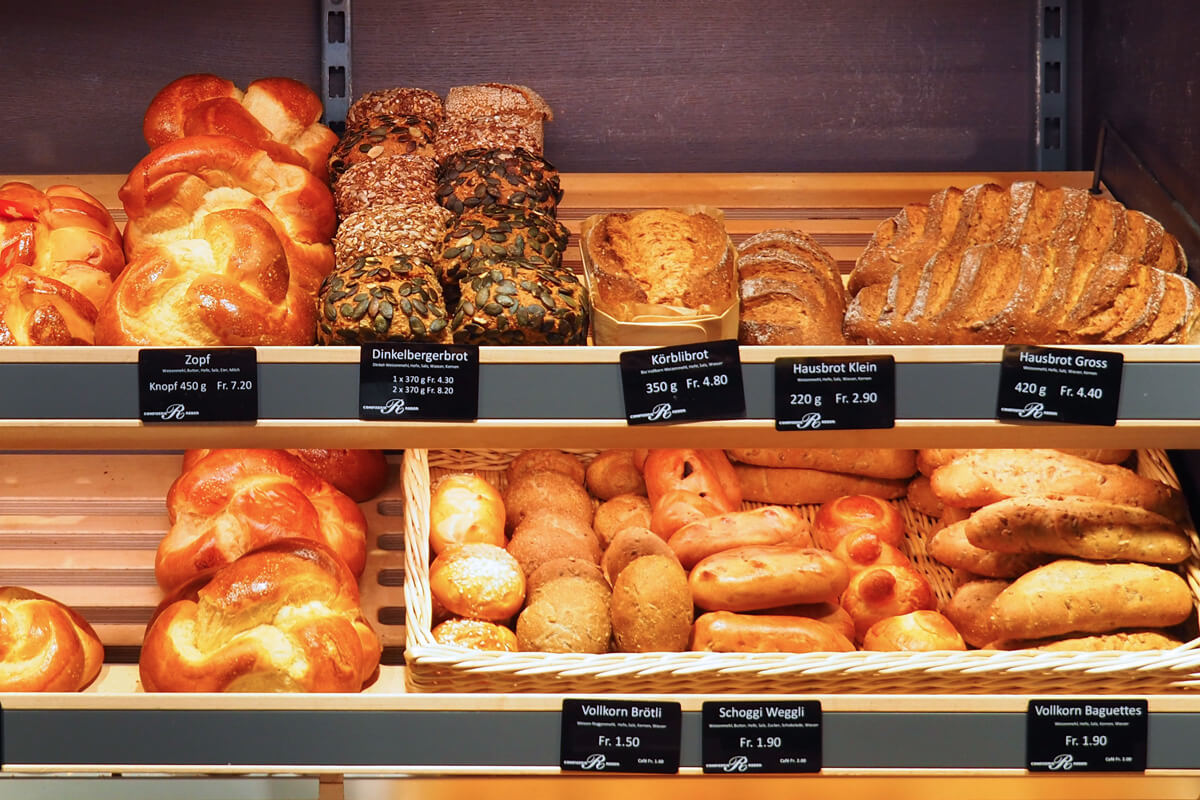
358,343,480,421
138,348,257,423
775,355,895,431
560,699,681,773
702,701,821,773
619,339,745,425
997,345,1123,425
1027,699,1147,772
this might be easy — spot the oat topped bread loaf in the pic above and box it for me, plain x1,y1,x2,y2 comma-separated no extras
585,208,735,318
345,87,445,128
845,181,1197,344
317,253,450,344
327,113,437,184
437,147,563,217
333,204,455,266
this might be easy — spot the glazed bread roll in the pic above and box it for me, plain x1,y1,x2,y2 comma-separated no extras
726,449,917,480
928,522,1049,578
140,539,381,693
429,473,506,555
602,527,679,585
157,449,368,593
989,559,1195,640
813,494,906,550
643,449,742,512
181,448,388,503
929,449,1187,522
649,490,724,540
0,587,104,692
962,495,1191,564
429,542,526,622
689,545,850,612
585,449,647,500
592,493,653,549
841,564,937,641
831,529,910,576
506,449,586,486
944,579,1010,648
735,465,908,506
750,602,856,643
668,506,812,569
610,555,693,652
431,618,519,652
862,610,967,651
691,611,855,653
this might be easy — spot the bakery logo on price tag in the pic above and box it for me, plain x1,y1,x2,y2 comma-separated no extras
701,701,821,773
1026,699,1147,773
138,348,258,424
358,342,479,421
997,345,1123,426
560,698,681,774
619,339,745,425
774,355,895,431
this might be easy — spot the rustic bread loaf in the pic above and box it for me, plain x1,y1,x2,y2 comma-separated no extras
727,448,917,480
736,229,847,345
585,209,735,318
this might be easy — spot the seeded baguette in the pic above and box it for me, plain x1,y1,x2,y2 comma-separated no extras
988,559,1195,640
916,448,1134,475
986,630,1185,651
928,449,1187,521
928,522,1049,578
962,495,1191,564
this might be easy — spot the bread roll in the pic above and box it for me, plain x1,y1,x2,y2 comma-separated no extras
905,474,944,517
812,494,906,550
429,473,506,555
944,579,1009,648
831,529,910,576
962,495,1191,564
928,522,1049,578
649,490,724,539
917,448,1134,476
840,564,936,641
643,449,741,512
690,545,850,612
691,611,854,653
0,587,104,692
527,558,609,601
989,559,1195,640
862,610,966,651
431,618,519,652
516,576,611,654
611,555,693,652
429,542,526,622
585,449,647,499
602,527,679,585
735,465,908,506
507,510,602,576
668,505,812,569
506,449,586,485
929,449,1187,522
592,493,653,549
503,470,593,533
750,602,856,643
727,449,917,480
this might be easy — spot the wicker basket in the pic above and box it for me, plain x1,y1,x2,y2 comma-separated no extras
404,448,1200,694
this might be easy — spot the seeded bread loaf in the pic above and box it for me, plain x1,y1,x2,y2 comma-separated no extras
437,205,570,299
317,253,450,344
444,83,553,122
333,204,455,266
333,154,438,217
437,148,563,218
345,87,445,128
737,228,848,345
448,261,588,345
585,208,735,319
328,114,437,184
435,114,545,162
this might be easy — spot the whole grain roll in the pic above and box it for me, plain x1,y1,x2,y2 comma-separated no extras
602,526,679,585
527,557,608,601
328,113,437,183
503,470,593,534
346,87,445,128
593,494,653,549
610,555,692,652
516,576,611,653
506,450,586,485
507,509,602,576
586,449,647,500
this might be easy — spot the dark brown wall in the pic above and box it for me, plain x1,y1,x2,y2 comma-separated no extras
1,0,1039,174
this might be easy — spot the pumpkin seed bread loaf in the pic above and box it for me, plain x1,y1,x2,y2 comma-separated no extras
327,113,437,184
317,253,451,344
437,148,563,218
333,204,455,266
448,260,588,345
345,87,445,129
437,204,570,301
333,154,438,217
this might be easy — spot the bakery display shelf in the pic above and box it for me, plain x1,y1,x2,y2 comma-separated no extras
5,344,1200,450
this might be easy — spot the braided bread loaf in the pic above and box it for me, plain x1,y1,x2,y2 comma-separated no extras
181,448,389,503
143,74,339,182
140,539,381,692
0,182,125,345
0,587,104,691
156,449,368,593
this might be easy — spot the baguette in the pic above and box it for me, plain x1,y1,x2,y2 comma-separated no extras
726,449,917,480
928,522,1049,578
929,449,1187,522
986,630,1185,651
944,579,1009,648
734,464,907,505
917,448,1134,476
963,495,1191,564
989,559,1195,640
906,474,944,516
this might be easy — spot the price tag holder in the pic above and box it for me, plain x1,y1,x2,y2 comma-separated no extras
997,345,1123,425
138,348,258,423
560,698,681,773
619,339,745,425
358,343,480,421
774,355,895,431
702,700,821,773
1027,699,1147,772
